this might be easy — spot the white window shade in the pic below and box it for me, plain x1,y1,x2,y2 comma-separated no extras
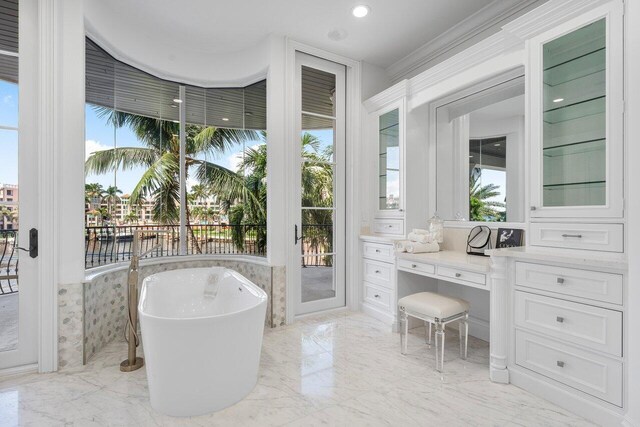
86,38,266,129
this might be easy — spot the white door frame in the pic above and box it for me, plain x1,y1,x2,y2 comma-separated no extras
293,52,346,315
285,39,361,323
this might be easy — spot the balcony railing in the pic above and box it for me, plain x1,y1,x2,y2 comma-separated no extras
85,224,267,269
0,230,18,295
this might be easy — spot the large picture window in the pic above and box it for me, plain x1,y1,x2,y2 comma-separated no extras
84,39,267,268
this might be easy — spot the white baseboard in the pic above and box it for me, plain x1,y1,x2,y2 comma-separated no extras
361,303,395,328
0,363,38,379
510,366,624,427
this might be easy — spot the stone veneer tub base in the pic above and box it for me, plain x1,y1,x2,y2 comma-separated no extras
57,256,286,370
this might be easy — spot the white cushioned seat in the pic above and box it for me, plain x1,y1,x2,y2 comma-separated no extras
398,291,469,319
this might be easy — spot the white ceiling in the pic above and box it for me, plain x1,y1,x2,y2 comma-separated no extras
85,0,499,66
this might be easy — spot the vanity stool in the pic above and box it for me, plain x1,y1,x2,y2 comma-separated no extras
398,292,469,372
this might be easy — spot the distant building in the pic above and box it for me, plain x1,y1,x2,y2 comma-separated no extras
0,184,18,230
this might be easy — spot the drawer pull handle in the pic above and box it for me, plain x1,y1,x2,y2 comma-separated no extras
530,206,537,211
387,225,393,228
411,264,417,268
557,361,565,368
556,277,565,284
455,273,462,278
375,270,381,274
375,249,381,253
374,294,380,298
556,316,564,323
562,234,583,238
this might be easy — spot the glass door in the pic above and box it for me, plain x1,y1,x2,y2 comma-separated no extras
542,19,606,208
294,53,346,315
378,109,401,211
530,3,623,218
0,0,38,370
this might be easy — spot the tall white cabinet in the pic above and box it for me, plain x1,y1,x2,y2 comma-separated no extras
528,2,624,252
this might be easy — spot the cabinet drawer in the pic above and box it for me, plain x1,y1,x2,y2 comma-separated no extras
515,262,623,305
362,259,395,289
362,241,395,262
529,222,623,252
437,266,486,287
516,331,622,406
372,219,404,236
363,282,393,312
515,291,622,356
397,258,435,276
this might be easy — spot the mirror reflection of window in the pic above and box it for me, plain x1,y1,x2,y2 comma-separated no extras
434,72,525,223
469,137,507,222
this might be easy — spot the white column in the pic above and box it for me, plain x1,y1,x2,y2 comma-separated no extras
489,255,509,383
266,35,287,267
33,0,85,372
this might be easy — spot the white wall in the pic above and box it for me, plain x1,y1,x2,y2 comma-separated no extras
624,0,640,424
361,61,391,101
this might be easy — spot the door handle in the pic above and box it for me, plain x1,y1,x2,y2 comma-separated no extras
294,224,303,245
17,228,38,258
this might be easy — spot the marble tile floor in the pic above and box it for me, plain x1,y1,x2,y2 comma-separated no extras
0,311,593,426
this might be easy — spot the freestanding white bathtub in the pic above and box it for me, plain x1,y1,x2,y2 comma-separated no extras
138,267,268,417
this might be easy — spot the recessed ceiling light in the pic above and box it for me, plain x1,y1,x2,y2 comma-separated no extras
222,117,229,121
172,120,179,123
469,155,474,158
352,5,369,18
552,98,564,103
494,143,501,146
173,98,183,103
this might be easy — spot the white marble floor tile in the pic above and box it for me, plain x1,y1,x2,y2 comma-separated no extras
0,311,593,426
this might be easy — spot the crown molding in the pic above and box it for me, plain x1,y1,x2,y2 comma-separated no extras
502,0,614,41
386,0,543,82
363,79,409,112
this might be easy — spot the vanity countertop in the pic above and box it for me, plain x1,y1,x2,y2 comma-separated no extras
396,250,491,273
486,246,628,271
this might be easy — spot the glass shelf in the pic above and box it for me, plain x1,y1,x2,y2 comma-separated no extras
543,180,605,188
543,139,604,157
544,48,605,87
543,19,605,70
543,96,604,124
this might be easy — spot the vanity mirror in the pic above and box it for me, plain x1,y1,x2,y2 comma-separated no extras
431,70,525,223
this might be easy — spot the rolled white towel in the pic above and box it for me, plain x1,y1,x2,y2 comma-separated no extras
394,240,411,253
407,231,434,244
406,241,440,254
412,228,430,235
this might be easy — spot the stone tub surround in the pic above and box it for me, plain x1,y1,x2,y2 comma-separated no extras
58,255,286,370
1,311,591,426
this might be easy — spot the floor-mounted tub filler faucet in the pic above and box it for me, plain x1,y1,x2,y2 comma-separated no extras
120,229,171,372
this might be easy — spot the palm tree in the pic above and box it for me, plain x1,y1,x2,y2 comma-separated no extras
469,171,506,221
124,211,139,224
85,108,260,253
0,206,18,230
103,185,122,218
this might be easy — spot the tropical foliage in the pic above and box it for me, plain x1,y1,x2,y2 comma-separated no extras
469,169,506,222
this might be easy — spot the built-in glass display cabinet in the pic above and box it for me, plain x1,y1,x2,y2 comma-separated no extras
374,98,405,220
529,4,623,219
378,108,400,211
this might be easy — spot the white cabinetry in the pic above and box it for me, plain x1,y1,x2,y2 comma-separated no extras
360,237,396,324
364,82,407,237
528,2,624,251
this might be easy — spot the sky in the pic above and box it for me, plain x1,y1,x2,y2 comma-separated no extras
0,80,18,186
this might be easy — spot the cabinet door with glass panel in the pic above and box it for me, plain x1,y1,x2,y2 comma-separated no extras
529,3,623,218
375,99,405,218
